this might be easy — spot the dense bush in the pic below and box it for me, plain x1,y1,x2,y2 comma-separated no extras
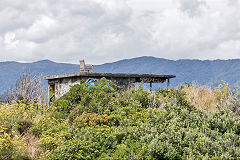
0,102,43,159
1,78,240,159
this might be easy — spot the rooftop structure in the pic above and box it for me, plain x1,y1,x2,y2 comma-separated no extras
44,72,176,104
79,59,93,72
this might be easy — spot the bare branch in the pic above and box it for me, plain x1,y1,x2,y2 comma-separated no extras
4,72,45,104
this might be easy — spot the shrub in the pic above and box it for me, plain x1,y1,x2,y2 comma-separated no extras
53,78,117,115
39,122,72,152
0,128,14,160
137,104,240,159
73,112,111,128
15,119,33,135
3,76,240,159
30,116,60,137
0,126,28,160
47,126,116,159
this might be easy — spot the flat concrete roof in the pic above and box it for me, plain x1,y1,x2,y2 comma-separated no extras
44,72,176,80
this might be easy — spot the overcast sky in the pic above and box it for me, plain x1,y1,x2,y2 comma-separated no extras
0,0,240,64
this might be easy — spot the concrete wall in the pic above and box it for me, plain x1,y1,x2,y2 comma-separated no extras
48,76,136,104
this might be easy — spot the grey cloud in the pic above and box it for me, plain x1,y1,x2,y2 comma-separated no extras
228,0,239,6
179,0,206,17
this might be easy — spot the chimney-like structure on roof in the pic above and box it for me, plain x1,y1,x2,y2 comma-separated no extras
80,59,93,72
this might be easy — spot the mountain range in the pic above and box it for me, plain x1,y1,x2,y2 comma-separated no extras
1,56,240,95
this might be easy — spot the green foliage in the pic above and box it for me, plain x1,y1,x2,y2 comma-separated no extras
39,79,240,159
40,122,72,152
47,126,116,159
30,116,61,137
0,102,41,160
136,104,240,159
0,127,14,160
53,78,117,116
2,78,240,159
15,119,32,135
73,112,111,128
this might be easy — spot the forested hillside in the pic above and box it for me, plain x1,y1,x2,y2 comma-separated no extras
1,56,240,95
1,78,240,159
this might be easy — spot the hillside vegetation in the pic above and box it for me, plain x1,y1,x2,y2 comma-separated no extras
1,78,240,159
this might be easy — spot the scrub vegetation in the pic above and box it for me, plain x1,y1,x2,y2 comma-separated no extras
1,77,240,159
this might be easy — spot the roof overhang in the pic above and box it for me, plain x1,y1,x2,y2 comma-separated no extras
44,72,176,83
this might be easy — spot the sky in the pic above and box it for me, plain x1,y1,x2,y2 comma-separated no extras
0,0,240,64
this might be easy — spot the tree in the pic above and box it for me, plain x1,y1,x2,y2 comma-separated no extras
4,72,45,104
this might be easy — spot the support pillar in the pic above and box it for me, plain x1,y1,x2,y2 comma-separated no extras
167,78,170,89
150,82,152,91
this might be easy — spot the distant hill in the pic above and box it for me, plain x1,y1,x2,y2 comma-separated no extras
1,56,240,95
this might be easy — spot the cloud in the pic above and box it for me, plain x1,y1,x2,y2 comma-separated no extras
0,0,239,64
178,0,206,17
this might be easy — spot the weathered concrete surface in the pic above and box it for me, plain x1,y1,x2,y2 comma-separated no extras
44,72,176,82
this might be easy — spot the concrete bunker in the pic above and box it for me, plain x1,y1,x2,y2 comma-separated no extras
44,72,176,105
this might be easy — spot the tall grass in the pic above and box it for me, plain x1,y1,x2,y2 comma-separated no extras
183,82,240,113
183,85,220,112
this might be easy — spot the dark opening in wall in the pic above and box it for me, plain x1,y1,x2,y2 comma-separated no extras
49,84,55,105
